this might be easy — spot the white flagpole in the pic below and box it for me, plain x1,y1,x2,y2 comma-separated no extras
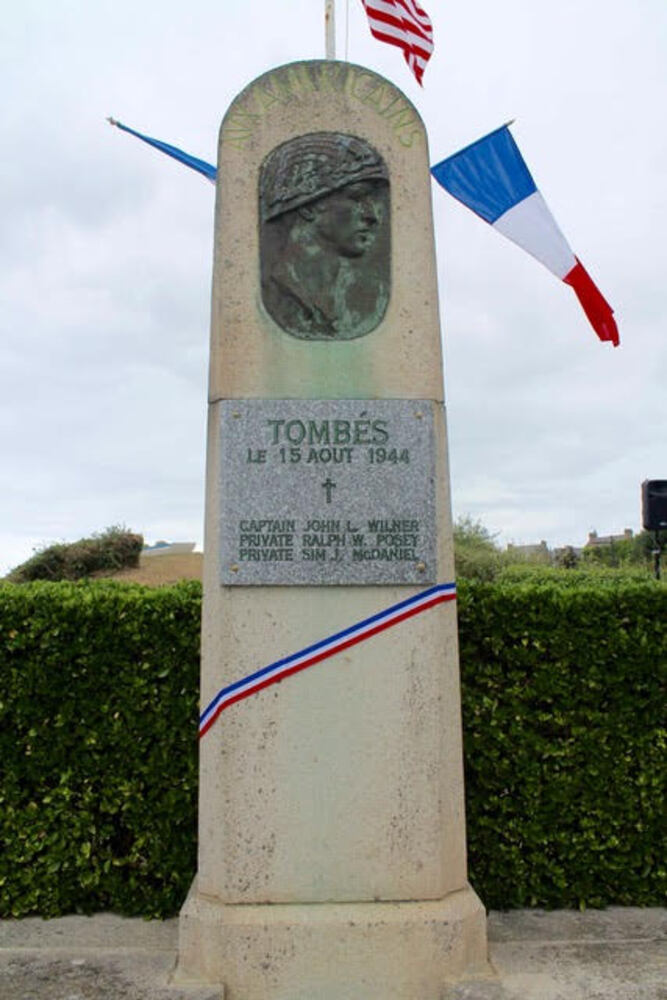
325,0,336,59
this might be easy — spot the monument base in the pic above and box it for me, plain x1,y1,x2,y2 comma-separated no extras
176,879,489,1000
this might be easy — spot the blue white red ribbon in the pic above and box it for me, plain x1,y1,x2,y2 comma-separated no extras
199,582,456,738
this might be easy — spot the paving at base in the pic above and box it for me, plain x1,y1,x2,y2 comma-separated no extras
0,908,664,999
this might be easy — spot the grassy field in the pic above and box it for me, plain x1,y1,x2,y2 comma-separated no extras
107,552,203,586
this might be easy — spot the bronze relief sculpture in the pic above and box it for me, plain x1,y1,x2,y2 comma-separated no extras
259,133,390,340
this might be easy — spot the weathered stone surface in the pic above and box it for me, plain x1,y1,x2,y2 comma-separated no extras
197,402,462,906
4,910,666,1000
208,59,444,402
178,882,488,1000
180,58,485,995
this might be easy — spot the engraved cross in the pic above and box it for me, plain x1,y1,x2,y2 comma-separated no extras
321,478,336,503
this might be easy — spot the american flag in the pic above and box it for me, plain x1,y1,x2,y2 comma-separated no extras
361,0,434,86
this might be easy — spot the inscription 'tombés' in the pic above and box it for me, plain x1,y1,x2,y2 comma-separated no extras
266,419,389,446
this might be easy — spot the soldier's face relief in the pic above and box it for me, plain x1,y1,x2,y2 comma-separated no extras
308,181,386,258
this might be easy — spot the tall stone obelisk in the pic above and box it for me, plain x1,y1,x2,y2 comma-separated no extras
178,60,487,999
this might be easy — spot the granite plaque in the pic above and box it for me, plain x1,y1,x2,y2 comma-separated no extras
219,399,437,585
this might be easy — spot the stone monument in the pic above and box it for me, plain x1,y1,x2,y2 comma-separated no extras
177,59,488,999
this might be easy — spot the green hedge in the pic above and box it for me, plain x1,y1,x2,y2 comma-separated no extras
0,576,664,917
0,580,200,918
458,576,666,909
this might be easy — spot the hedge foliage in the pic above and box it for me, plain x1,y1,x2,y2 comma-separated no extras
0,575,664,917
458,575,666,910
0,580,200,918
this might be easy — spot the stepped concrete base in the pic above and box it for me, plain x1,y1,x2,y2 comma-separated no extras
176,880,489,1000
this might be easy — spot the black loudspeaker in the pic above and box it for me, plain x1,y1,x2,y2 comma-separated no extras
641,480,667,531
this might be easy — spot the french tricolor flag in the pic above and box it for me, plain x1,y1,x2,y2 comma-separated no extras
431,125,619,347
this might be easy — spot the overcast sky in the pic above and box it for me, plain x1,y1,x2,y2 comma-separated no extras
1,0,665,574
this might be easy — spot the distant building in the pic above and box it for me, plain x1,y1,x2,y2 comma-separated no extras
585,529,633,548
506,540,551,562
143,541,196,557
